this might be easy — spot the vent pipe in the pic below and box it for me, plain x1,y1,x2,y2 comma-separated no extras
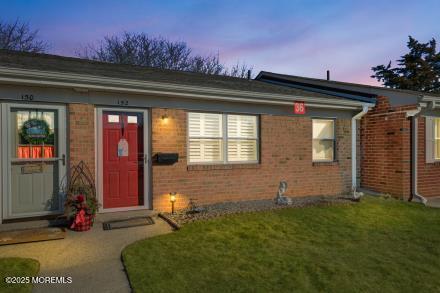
326,70,330,81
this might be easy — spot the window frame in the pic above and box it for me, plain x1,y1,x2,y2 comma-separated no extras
312,118,336,163
187,111,260,165
434,118,440,161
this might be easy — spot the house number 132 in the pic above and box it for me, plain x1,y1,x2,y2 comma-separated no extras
117,99,128,106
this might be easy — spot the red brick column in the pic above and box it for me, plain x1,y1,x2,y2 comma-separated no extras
68,104,95,177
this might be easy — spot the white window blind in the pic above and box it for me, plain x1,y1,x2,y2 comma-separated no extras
435,118,440,160
227,115,258,162
188,113,223,163
188,112,259,164
425,117,440,163
312,119,335,161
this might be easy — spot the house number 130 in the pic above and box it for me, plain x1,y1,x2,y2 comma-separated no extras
21,94,34,101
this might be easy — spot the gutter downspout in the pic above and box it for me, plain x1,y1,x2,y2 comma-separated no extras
352,105,369,198
407,108,428,205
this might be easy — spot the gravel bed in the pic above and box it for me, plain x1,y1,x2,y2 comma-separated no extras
163,195,356,226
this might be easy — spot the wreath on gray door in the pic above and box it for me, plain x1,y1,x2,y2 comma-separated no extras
20,118,50,144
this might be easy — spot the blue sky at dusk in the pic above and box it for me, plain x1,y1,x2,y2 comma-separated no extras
1,0,439,85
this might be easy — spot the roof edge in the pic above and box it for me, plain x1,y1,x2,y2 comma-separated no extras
257,71,433,98
0,66,373,109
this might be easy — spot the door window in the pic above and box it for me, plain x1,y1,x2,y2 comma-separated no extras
11,109,57,159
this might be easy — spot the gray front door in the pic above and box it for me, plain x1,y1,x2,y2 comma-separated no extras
2,103,67,219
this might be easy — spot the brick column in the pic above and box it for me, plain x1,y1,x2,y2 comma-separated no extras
68,104,95,177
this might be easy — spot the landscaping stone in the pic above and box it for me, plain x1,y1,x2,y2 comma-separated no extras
163,195,355,225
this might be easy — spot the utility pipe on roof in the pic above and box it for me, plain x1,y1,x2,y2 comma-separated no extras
352,105,369,196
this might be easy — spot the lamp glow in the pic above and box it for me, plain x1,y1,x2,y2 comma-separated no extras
169,192,176,214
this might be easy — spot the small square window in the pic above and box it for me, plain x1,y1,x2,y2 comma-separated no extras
108,115,119,123
127,116,138,124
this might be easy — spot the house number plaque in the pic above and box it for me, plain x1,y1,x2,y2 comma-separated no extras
21,164,43,174
294,101,306,114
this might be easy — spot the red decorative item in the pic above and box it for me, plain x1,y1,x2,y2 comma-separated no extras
62,161,99,232
76,194,85,203
17,146,54,158
294,101,306,114
70,209,94,232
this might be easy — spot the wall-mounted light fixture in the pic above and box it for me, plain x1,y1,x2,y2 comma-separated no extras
161,114,169,124
169,192,177,214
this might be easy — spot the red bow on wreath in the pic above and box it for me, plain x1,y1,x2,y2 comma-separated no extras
70,209,86,229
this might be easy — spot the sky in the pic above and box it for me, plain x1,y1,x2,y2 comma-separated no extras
1,0,439,85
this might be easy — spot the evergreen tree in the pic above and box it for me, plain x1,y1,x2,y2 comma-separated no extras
371,36,440,93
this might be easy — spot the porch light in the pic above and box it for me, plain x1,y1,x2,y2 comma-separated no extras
169,192,176,214
161,114,169,123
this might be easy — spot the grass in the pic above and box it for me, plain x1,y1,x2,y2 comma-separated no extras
123,196,440,292
0,258,39,293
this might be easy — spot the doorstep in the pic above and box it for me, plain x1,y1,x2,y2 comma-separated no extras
95,209,158,223
0,210,158,232
0,218,67,232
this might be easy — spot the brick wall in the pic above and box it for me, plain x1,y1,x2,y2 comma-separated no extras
417,117,440,197
360,96,415,198
68,104,95,176
152,108,353,212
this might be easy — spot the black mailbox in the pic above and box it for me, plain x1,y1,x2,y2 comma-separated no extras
153,153,179,165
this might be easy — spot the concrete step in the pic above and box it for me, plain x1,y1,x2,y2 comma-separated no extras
0,218,68,232
95,209,157,223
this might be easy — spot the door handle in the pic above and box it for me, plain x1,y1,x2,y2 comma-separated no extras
59,154,66,166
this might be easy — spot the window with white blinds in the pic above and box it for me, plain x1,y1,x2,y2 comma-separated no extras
435,118,440,160
425,117,440,163
188,112,259,164
227,115,258,162
188,113,223,163
312,119,335,162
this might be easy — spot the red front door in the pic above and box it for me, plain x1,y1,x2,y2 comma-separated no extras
103,111,144,209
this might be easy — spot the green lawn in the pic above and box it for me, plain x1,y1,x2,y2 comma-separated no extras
123,196,440,292
0,258,39,293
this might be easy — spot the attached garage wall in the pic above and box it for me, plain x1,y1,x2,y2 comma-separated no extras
151,108,352,212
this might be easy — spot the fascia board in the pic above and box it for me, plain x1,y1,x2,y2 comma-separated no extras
0,66,370,109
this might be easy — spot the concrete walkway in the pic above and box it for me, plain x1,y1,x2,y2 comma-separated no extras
427,196,440,208
0,213,172,293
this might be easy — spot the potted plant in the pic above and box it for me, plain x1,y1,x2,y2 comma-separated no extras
65,191,98,231
63,161,98,232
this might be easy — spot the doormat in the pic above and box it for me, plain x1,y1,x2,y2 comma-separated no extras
0,227,66,246
102,216,155,231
